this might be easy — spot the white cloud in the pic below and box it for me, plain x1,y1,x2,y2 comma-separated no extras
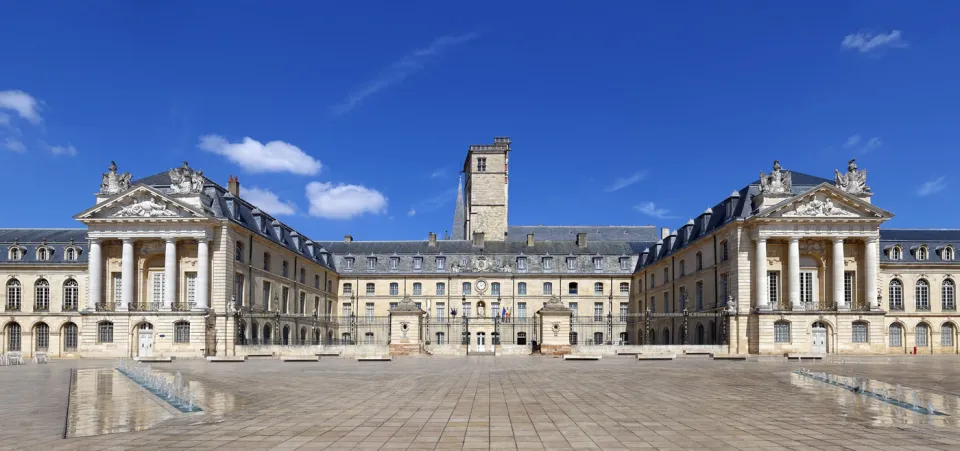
0,90,42,124
634,202,674,219
605,171,647,192
331,32,479,115
429,168,448,179
306,181,387,219
0,112,10,127
243,186,296,216
198,135,322,175
843,134,861,149
4,138,26,153
842,30,908,53
918,176,947,197
862,137,882,154
407,208,417,217
50,144,77,157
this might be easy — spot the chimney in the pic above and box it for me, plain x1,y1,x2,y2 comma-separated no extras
660,227,670,240
526,233,535,246
227,175,240,197
576,232,587,248
344,234,353,243
428,232,437,247
472,232,485,247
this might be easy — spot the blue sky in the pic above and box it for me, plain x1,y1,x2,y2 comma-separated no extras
2,1,959,240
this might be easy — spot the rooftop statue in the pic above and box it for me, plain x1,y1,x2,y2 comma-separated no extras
99,161,132,195
759,160,792,194
169,161,206,194
834,159,871,195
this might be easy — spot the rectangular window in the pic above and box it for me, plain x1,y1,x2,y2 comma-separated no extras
650,274,655,289
664,268,669,282
415,301,422,310
620,258,630,270
299,292,306,314
619,303,628,322
542,257,553,270
151,272,165,307
366,283,375,295
569,302,578,319
942,326,954,346
852,323,868,343
344,258,354,270
720,274,728,304
436,257,446,270
366,257,376,270
768,271,779,307
314,296,320,316
650,296,656,313
175,322,190,343
343,283,352,295
491,283,500,296
389,283,399,296
844,271,855,307
262,281,272,309
890,327,902,346
462,301,471,318
620,283,629,294
664,293,670,313
342,303,352,317
436,282,445,295
518,302,527,318
185,272,197,307
800,272,814,305
462,282,472,295
477,157,487,172
413,283,422,295
413,257,423,270
491,302,500,317
696,281,704,310
566,257,576,270
594,302,603,321
679,287,687,310
518,283,527,295
594,283,603,295
517,257,527,271
390,257,399,270
436,302,445,319
389,302,398,310
774,323,790,343
112,273,122,305
365,303,374,319
721,241,729,262
234,274,244,307
281,287,289,313
593,257,603,270
98,322,114,343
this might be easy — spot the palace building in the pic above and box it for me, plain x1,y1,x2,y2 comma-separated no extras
1,138,958,358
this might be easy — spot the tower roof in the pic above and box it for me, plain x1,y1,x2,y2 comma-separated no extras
451,174,466,240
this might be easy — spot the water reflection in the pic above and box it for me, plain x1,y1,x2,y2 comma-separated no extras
65,366,246,438
789,371,960,427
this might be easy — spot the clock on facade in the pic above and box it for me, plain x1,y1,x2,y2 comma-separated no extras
476,279,487,292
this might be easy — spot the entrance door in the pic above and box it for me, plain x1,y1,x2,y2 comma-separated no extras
477,332,486,352
138,323,154,357
811,325,827,354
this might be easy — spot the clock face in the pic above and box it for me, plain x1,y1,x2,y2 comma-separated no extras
476,280,487,292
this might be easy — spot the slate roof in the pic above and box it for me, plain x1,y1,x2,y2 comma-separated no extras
132,170,337,271
879,229,960,264
0,229,89,264
507,226,658,242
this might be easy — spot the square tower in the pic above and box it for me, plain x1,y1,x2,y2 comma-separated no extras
462,136,510,241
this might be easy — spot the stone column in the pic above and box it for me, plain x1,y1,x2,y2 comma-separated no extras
120,238,134,311
164,238,177,310
196,239,210,310
86,239,102,311
833,238,847,310
756,238,769,310
788,238,801,310
865,237,879,310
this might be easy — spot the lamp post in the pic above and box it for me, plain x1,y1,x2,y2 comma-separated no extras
607,292,614,345
350,312,357,345
274,311,281,345
312,311,319,345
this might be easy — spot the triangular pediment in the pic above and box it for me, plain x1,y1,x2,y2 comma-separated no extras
74,185,208,221
756,183,893,220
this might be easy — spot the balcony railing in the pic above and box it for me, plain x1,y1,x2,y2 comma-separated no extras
172,302,197,312
97,302,119,312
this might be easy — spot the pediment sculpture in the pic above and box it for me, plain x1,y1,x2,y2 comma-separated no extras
783,197,856,217
759,160,792,194
113,198,180,218
168,161,206,194
834,159,871,195
99,161,132,195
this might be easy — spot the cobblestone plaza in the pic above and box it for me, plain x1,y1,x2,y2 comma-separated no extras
3,356,960,450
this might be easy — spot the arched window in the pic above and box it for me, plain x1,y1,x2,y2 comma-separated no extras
696,324,705,344
542,282,552,295
37,247,50,261
944,246,955,261
174,321,190,343
63,323,78,351
62,279,79,311
412,282,422,295
916,323,930,347
679,260,685,277
6,279,21,311
593,282,603,294
251,321,259,344
462,282,472,295
299,327,307,343
282,325,290,345
34,279,50,311
518,282,527,295
263,252,271,271
66,247,77,261
662,328,670,344
696,251,703,270
619,282,629,294
943,280,956,311
891,246,902,260
568,282,578,295
889,323,903,347
8,246,22,261
263,324,272,344
941,323,955,346
235,241,244,261
888,279,903,311
917,246,929,261
774,321,790,343
491,282,500,296
6,322,21,351
916,279,930,310
98,321,114,343
852,321,868,343
389,282,399,296
32,322,48,351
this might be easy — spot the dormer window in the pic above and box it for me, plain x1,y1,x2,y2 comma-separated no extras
344,257,355,270
517,257,527,271
566,257,576,270
592,257,603,270
413,257,423,270
366,257,377,270
917,246,929,261
619,257,630,270
435,256,446,270
891,246,902,260
944,246,955,261
66,247,77,261
542,257,553,270
390,257,399,270
37,247,50,261
9,247,22,261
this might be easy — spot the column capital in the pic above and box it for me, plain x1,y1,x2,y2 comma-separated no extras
122,237,135,244
832,237,844,244
789,237,800,243
757,237,767,243
165,237,178,244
